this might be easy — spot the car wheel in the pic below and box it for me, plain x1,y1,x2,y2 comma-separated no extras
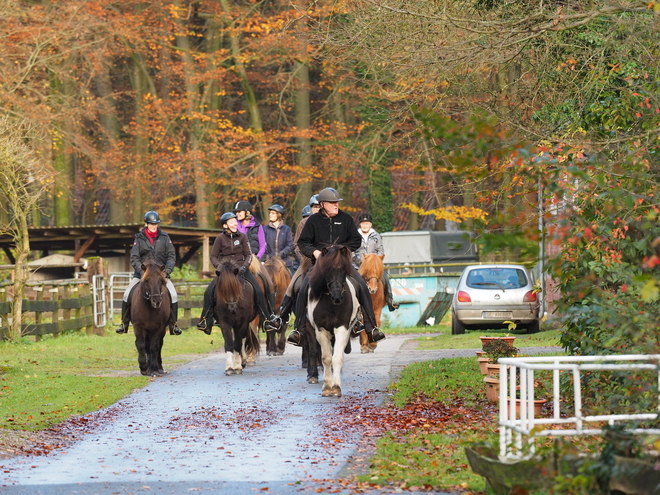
451,312,466,335
526,320,540,334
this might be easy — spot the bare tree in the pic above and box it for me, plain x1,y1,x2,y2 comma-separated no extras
0,117,54,341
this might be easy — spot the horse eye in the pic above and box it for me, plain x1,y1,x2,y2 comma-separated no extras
145,291,150,297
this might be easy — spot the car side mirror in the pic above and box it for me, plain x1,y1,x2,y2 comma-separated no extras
445,287,456,294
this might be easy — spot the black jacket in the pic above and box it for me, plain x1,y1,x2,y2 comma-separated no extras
130,229,176,278
297,209,361,260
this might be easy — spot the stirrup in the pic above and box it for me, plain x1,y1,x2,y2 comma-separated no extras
287,330,302,347
196,318,211,335
264,314,281,332
170,324,182,336
367,327,386,343
115,323,128,334
388,301,400,311
351,322,365,338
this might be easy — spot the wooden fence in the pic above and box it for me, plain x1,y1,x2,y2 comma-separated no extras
0,281,94,339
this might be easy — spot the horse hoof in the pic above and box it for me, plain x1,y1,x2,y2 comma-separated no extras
308,377,318,384
235,369,243,375
322,389,332,397
246,361,255,367
277,351,284,356
267,351,275,356
361,347,370,354
331,386,342,397
140,370,149,376
225,369,234,376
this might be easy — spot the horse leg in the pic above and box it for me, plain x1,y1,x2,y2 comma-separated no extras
359,331,370,354
221,323,238,375
155,330,166,376
317,329,336,396
246,321,258,365
276,322,287,355
134,330,148,376
328,327,349,397
147,332,163,377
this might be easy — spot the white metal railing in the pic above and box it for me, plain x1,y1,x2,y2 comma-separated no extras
108,273,132,323
91,274,106,327
497,355,660,460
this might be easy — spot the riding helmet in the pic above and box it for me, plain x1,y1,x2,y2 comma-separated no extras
144,210,161,224
301,205,312,217
358,212,373,224
220,211,237,225
317,187,343,202
233,200,252,213
268,204,285,215
309,194,320,206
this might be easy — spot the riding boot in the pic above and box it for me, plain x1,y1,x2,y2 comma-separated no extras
287,314,304,347
115,300,130,334
279,294,294,326
264,292,282,332
197,279,216,335
244,270,281,332
352,269,386,343
169,302,182,335
364,319,386,343
383,274,399,312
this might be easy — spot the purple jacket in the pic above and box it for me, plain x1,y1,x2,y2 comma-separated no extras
237,217,266,260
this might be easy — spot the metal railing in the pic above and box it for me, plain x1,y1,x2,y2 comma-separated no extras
497,355,660,460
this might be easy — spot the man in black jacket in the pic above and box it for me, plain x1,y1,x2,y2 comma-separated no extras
115,211,182,335
287,187,386,346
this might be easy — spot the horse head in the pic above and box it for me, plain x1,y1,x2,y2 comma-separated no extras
140,260,166,309
359,254,385,295
311,245,352,305
215,259,242,313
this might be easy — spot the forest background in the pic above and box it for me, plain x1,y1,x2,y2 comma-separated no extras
0,0,660,353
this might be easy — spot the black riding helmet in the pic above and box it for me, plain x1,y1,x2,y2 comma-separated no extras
233,200,252,213
144,210,161,224
220,211,237,227
357,212,372,223
268,204,285,215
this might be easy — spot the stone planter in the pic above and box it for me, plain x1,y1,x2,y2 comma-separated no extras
507,398,548,416
480,336,516,348
486,363,501,377
484,376,500,402
477,357,491,375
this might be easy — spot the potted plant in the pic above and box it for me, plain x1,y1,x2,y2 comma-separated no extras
507,380,549,415
480,334,517,348
482,339,520,403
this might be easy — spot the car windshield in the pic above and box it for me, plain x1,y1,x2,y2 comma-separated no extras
466,268,528,289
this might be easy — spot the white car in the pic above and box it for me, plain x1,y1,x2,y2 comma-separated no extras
450,264,541,334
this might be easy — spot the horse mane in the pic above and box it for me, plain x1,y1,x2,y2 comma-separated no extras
358,254,384,280
264,256,289,293
215,259,243,303
141,259,166,283
309,245,352,297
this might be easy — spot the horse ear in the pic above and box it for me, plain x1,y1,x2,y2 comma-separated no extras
321,247,329,256
157,264,165,272
379,254,385,260
340,246,350,257
141,263,146,272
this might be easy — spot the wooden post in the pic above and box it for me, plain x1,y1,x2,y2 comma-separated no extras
50,287,60,338
34,285,43,341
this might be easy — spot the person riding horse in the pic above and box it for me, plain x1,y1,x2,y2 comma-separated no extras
234,200,267,260
196,212,281,335
115,210,182,336
279,194,321,330
353,212,399,312
285,187,386,346
264,204,294,274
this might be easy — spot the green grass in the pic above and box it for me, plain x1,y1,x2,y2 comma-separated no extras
415,328,562,351
0,328,224,430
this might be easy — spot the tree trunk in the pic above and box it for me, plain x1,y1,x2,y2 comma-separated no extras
294,60,312,223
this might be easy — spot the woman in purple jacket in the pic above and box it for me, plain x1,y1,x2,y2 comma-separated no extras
233,200,267,260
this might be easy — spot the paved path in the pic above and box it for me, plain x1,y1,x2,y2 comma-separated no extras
0,334,559,494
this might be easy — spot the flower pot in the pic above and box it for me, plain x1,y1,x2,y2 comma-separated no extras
507,398,548,416
480,336,517,349
475,351,486,357
486,363,502,377
477,357,491,375
484,376,500,402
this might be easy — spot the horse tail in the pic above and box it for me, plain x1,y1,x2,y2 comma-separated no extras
216,264,242,304
245,320,261,356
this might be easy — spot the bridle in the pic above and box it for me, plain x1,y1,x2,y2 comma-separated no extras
325,278,345,297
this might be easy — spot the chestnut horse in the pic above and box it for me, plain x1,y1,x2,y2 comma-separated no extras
263,256,291,356
214,259,260,375
305,245,359,397
130,260,170,376
358,254,385,353
245,256,276,365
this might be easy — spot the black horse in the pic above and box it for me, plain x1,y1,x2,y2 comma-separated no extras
304,245,359,397
130,259,170,377
214,259,260,375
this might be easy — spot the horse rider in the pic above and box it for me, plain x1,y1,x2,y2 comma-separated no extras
279,194,321,330
264,204,295,274
234,200,267,260
286,187,387,346
196,212,281,335
353,212,400,312
115,210,182,336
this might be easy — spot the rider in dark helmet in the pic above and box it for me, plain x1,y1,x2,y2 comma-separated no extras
115,210,182,336
286,187,386,346
280,194,322,329
196,212,281,335
234,200,267,260
353,212,399,312
264,204,294,273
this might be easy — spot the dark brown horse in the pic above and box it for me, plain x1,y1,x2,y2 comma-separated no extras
305,245,359,397
130,260,170,377
263,256,291,356
214,259,260,375
358,254,385,354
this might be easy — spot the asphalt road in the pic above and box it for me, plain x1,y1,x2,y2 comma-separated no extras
0,333,557,494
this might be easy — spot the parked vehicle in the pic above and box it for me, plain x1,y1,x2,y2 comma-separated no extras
449,264,541,334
